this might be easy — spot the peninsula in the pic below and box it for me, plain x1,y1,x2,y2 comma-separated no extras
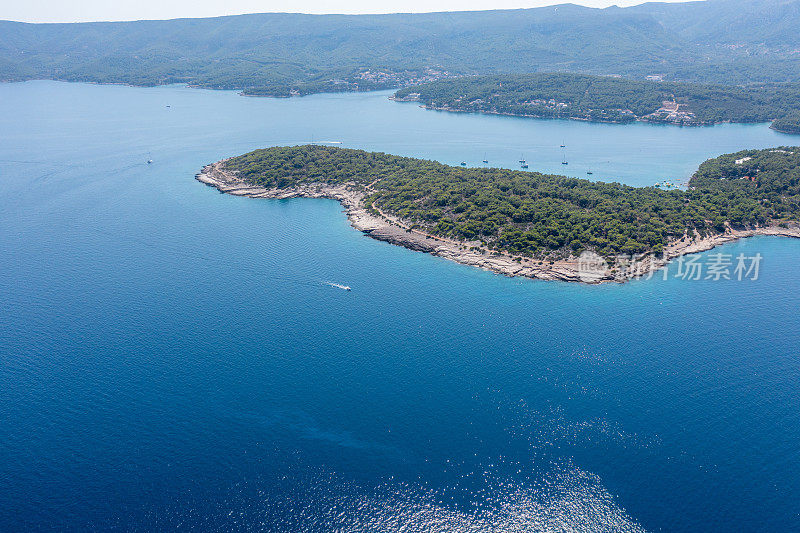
393,73,800,132
197,145,800,283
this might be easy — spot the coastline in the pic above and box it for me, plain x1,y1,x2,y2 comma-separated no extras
770,123,800,135
7,79,797,133
197,160,800,284
389,97,769,128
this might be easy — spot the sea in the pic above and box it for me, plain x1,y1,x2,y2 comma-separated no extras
1,81,799,531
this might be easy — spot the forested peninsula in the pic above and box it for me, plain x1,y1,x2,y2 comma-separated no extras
197,145,800,283
772,114,800,134
393,73,800,132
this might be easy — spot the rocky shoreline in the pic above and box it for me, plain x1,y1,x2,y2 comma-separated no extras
197,160,800,283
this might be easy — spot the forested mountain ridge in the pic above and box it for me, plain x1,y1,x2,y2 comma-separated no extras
628,0,800,47
393,73,800,130
3,0,800,95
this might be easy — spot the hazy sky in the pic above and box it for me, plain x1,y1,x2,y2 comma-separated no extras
1,0,691,23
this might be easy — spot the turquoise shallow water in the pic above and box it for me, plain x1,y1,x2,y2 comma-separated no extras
1,81,799,531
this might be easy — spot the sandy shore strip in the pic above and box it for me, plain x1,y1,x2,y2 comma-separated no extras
197,160,800,283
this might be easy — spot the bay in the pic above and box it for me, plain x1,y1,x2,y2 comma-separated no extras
1,81,798,531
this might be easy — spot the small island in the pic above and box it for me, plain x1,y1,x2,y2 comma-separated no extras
393,73,800,131
197,145,800,283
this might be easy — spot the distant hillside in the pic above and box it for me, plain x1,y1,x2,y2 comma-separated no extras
629,0,800,47
2,0,800,95
393,73,800,130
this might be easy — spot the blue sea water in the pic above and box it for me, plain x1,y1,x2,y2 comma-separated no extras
1,81,799,531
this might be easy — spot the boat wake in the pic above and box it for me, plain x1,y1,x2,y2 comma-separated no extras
324,282,352,291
